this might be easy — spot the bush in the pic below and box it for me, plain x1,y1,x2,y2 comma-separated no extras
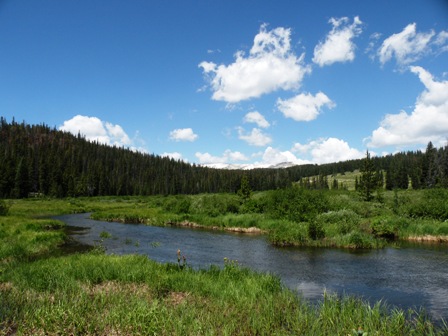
0,199,10,216
437,222,448,235
315,209,360,235
190,194,240,217
268,220,308,246
239,198,266,214
308,220,325,240
266,187,329,222
370,216,408,239
348,231,375,249
162,195,191,214
407,189,448,220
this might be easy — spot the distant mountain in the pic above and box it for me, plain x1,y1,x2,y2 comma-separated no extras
203,161,298,170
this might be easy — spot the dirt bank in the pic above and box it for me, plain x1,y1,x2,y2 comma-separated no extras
167,220,266,234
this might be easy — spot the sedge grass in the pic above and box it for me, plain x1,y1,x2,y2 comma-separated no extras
2,253,446,335
1,201,447,335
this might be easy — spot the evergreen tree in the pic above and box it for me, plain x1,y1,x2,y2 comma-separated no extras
332,178,339,190
358,151,377,201
237,174,252,202
421,142,437,188
13,158,29,198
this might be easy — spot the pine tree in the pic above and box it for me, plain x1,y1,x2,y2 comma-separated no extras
358,151,377,201
332,178,339,190
13,157,30,198
237,174,252,202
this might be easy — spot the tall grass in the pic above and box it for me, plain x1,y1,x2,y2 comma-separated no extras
68,189,448,249
1,198,446,335
2,253,445,335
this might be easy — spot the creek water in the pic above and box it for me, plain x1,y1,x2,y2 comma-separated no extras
57,213,448,323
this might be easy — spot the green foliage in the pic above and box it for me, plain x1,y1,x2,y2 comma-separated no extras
370,216,409,239
358,151,380,202
99,230,112,239
237,174,252,202
266,186,329,222
0,216,65,264
437,223,448,235
190,193,240,217
315,209,361,235
162,195,191,214
268,221,308,246
407,188,448,220
4,249,442,335
347,231,376,249
0,199,10,216
239,197,265,213
308,220,325,240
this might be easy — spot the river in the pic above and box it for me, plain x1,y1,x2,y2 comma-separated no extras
57,213,448,323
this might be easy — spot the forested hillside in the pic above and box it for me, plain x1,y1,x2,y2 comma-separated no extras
1,118,447,198
0,118,307,197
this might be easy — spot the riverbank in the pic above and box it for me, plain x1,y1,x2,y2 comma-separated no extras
83,188,448,249
1,199,447,335
407,235,448,243
169,220,267,234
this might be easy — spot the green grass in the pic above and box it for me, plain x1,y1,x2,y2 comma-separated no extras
1,197,447,335
328,170,361,190
2,253,445,335
91,188,447,247
26,188,444,249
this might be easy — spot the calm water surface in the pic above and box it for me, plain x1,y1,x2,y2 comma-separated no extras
58,213,448,322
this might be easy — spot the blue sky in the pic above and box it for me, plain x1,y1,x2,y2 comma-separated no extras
1,0,447,168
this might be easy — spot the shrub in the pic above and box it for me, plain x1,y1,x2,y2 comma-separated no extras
315,209,360,235
407,189,448,220
190,194,240,217
370,216,408,239
348,231,375,249
239,198,265,214
268,221,308,246
437,223,448,235
308,220,325,240
162,195,191,214
266,187,329,222
0,199,10,216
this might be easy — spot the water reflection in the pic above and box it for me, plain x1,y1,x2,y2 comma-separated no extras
57,213,448,322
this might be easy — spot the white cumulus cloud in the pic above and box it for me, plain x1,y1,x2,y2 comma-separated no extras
169,128,198,142
377,23,438,67
277,92,335,121
199,24,311,103
237,127,272,146
292,137,364,164
367,66,448,148
259,147,311,166
313,16,363,67
195,149,249,165
59,115,131,147
243,111,270,128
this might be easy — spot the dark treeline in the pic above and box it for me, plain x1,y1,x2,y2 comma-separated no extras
0,118,308,197
1,118,447,198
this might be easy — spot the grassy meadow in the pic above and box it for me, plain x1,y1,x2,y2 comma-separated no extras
1,185,448,335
